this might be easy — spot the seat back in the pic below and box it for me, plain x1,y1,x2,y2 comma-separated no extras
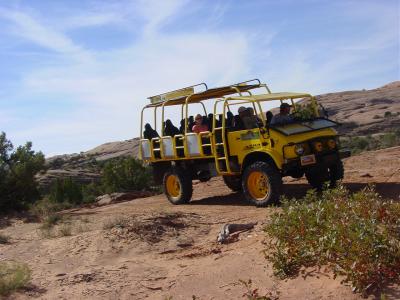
140,139,152,160
161,136,175,158
186,133,201,156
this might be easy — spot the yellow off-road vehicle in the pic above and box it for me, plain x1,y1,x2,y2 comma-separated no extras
139,79,350,207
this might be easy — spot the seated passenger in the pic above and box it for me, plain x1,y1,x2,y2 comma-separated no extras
179,119,186,134
164,119,180,137
192,114,209,133
207,113,214,131
270,103,294,125
232,106,247,130
266,111,273,125
188,116,195,132
243,107,262,129
226,111,234,127
143,123,159,140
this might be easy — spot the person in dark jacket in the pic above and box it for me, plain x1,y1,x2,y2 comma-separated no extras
226,111,234,128
143,123,159,140
164,119,180,137
207,113,214,131
179,119,186,134
188,116,195,132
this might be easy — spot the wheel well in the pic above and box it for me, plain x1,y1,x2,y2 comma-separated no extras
151,161,172,185
241,152,278,171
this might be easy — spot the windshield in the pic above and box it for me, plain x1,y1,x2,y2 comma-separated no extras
270,118,338,135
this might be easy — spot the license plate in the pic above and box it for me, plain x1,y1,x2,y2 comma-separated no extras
300,154,316,166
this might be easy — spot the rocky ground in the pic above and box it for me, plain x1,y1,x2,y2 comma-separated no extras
1,147,399,300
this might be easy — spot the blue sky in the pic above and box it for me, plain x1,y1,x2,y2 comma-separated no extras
0,0,398,156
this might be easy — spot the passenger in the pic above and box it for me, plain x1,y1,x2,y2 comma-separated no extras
270,103,294,125
244,107,262,128
232,106,247,130
192,114,209,133
226,111,234,127
164,119,180,137
207,113,214,130
179,119,186,134
266,111,273,125
188,116,195,132
143,123,159,140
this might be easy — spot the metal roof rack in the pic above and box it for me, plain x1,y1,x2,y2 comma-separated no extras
146,79,268,107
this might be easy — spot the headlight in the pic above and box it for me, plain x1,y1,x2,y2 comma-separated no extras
327,139,336,149
294,144,305,155
313,141,323,152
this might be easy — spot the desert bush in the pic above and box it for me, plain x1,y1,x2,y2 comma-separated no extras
384,111,392,117
101,157,154,194
0,132,45,211
40,214,63,231
58,224,72,236
102,216,129,230
0,261,31,296
265,185,400,295
49,178,83,204
292,103,316,121
340,132,400,155
30,197,72,221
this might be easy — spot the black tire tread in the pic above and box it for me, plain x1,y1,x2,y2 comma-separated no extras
162,167,193,205
223,175,242,192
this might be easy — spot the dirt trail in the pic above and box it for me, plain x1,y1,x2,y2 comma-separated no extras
1,147,399,300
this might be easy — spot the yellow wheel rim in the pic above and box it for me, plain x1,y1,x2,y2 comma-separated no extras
247,171,270,201
166,174,181,198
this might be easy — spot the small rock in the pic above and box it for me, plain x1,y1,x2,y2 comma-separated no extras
360,173,373,178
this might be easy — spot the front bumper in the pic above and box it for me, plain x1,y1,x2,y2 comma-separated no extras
282,150,346,175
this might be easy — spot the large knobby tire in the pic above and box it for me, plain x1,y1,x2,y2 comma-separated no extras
242,161,282,207
305,166,329,191
306,160,344,190
329,159,344,187
163,167,193,205
223,175,242,192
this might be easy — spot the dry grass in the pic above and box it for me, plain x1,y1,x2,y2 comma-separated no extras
0,261,31,296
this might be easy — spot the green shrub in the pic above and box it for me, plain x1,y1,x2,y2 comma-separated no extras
292,103,316,121
101,157,153,194
49,178,83,204
384,111,392,117
0,261,31,296
340,132,400,155
265,185,400,295
0,132,45,210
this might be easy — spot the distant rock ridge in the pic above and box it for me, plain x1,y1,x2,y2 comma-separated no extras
38,81,400,188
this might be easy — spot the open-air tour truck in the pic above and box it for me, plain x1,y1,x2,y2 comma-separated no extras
139,79,350,207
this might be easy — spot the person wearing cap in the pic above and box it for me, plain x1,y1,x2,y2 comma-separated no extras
270,103,294,125
192,114,209,133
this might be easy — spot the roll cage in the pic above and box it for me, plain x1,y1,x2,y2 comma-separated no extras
140,78,318,139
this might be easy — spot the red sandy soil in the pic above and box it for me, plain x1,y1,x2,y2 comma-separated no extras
1,147,399,300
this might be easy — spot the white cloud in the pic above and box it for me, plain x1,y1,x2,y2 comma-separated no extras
0,7,91,61
1,0,398,155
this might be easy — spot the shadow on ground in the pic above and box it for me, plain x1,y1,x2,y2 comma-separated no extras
191,182,400,206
